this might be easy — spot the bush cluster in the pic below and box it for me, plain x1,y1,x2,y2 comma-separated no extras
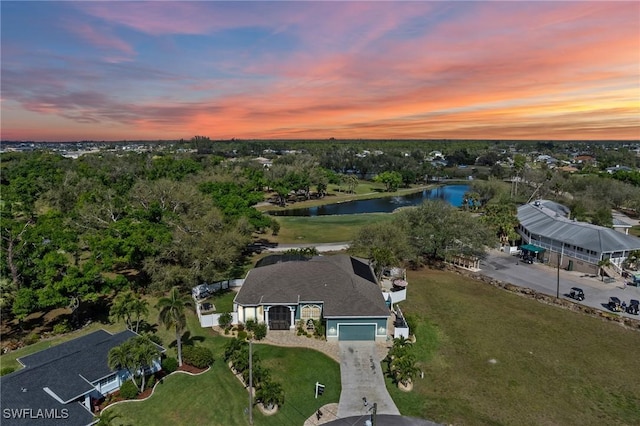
24,332,40,345
119,379,139,399
52,320,71,335
182,345,214,369
244,319,267,340
161,356,178,373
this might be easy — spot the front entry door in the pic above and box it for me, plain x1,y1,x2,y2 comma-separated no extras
269,306,291,330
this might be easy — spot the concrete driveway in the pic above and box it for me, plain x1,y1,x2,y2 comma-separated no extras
336,342,400,418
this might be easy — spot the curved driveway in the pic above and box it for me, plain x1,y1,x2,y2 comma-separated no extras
337,342,400,418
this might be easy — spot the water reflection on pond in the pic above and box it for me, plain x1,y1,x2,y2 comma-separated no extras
269,184,469,216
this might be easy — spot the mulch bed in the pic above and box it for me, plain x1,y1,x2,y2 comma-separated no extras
177,364,208,374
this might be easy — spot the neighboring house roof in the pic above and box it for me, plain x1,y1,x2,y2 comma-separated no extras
518,201,640,254
235,255,389,318
612,218,632,228
0,329,163,426
606,165,633,173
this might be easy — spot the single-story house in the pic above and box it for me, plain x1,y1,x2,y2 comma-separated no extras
517,200,640,274
233,254,391,342
0,329,164,426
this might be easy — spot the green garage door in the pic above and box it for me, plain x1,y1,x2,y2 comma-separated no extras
338,324,375,341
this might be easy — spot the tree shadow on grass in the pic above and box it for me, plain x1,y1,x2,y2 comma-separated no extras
167,331,204,348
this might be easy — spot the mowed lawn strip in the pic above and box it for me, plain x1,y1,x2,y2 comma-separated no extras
271,213,394,244
390,268,640,425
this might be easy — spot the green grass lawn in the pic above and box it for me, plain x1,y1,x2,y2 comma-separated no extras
107,336,341,426
201,289,236,313
270,213,395,244
390,268,640,425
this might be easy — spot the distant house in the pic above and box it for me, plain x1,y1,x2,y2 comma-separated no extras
606,165,633,174
234,255,391,341
253,156,272,168
517,200,640,274
0,330,165,426
573,154,595,164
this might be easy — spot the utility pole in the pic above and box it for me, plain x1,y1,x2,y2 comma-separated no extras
248,339,253,425
556,251,561,298
371,402,377,426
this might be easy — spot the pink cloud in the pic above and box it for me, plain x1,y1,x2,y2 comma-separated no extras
65,22,135,59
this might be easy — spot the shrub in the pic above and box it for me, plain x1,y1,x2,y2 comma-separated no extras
119,380,139,399
218,312,233,330
182,346,214,369
146,374,156,389
404,313,418,336
52,320,71,335
1,367,16,376
245,319,256,332
237,330,248,341
237,323,245,332
253,323,267,341
24,332,39,345
161,356,178,373
313,320,325,339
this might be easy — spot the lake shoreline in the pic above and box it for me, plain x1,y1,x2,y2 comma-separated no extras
257,180,469,214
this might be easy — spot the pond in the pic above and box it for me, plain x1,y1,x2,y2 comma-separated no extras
269,184,470,216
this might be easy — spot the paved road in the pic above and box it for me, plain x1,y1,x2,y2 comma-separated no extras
266,242,350,253
480,250,640,318
336,342,400,418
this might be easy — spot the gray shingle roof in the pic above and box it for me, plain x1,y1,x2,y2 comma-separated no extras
518,201,640,253
1,329,163,426
235,255,389,317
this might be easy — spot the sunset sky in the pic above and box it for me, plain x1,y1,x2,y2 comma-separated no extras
1,1,639,141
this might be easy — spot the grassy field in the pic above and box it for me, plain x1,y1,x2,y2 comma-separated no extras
270,212,395,244
390,268,640,425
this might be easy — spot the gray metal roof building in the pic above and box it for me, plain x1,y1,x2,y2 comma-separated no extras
517,200,640,274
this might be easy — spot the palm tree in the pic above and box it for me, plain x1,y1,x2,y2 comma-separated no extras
156,287,193,366
133,337,161,392
109,291,148,332
130,297,149,333
108,343,138,391
390,353,420,387
598,258,612,281
255,379,284,410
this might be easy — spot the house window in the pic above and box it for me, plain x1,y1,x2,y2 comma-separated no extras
97,374,118,390
300,304,321,323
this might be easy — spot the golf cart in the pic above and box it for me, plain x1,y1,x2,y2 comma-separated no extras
627,299,639,315
608,296,623,312
569,287,585,301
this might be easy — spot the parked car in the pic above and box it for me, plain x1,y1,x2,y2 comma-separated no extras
608,296,623,312
627,299,639,315
521,255,534,264
569,287,585,301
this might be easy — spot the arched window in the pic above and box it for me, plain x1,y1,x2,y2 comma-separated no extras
300,304,321,322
